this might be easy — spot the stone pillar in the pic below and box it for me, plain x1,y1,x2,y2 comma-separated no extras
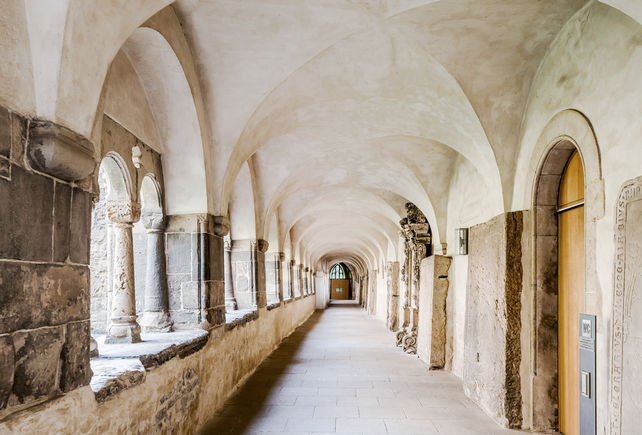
105,200,142,343
277,253,285,301
292,261,300,297
254,239,268,308
223,238,237,311
265,252,282,303
165,214,226,329
230,239,268,309
139,212,172,332
284,259,292,300
416,255,451,369
302,266,309,296
385,261,400,331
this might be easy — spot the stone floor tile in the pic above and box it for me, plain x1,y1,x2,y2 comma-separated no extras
359,406,406,418
336,417,387,433
385,418,439,434
313,405,359,418
284,416,336,432
295,395,338,406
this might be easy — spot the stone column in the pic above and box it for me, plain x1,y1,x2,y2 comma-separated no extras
292,261,300,297
386,261,400,331
277,253,285,301
302,266,309,296
139,211,172,332
224,238,237,311
105,200,142,344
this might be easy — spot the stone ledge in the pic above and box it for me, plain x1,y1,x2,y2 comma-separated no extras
90,358,145,403
283,298,294,305
224,309,259,331
266,302,281,311
89,330,208,402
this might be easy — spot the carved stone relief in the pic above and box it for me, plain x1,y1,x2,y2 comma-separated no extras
611,176,642,435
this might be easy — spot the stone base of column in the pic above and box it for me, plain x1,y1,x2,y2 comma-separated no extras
140,311,173,333
106,318,142,343
225,298,238,312
90,336,99,358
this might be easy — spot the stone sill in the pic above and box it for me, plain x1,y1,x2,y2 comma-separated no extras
224,309,259,331
283,298,294,304
266,301,281,311
90,330,208,402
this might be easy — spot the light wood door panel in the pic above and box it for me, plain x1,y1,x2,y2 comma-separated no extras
331,279,349,300
558,151,584,435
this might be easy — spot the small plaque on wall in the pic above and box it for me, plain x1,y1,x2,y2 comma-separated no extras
456,228,468,255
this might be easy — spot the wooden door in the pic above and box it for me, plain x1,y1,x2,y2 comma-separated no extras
331,279,349,300
558,151,585,435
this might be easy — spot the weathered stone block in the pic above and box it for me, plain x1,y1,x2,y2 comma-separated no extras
463,211,526,429
11,327,64,404
417,255,451,369
167,274,187,311
209,234,224,281
0,262,89,334
10,111,26,163
60,321,92,392
0,335,14,409
166,233,193,274
0,165,53,261
181,281,199,310
0,105,10,158
0,157,9,180
53,182,71,262
69,188,92,264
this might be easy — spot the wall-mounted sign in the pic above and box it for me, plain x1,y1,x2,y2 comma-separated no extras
456,228,468,255
336,288,343,292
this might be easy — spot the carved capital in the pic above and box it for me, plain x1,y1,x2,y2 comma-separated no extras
106,200,140,224
213,215,230,236
224,237,232,251
28,120,96,181
256,239,269,253
141,211,165,231
278,252,285,262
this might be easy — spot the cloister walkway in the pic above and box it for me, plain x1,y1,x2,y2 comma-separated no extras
199,302,520,435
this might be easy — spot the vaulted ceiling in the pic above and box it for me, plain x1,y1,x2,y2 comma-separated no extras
172,0,587,271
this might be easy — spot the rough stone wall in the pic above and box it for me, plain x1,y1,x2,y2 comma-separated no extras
0,106,93,418
417,255,451,369
463,211,526,429
0,297,316,434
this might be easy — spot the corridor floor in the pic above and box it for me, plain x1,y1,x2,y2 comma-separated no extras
198,302,521,435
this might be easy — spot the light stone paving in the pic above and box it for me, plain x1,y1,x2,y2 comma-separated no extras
198,302,523,435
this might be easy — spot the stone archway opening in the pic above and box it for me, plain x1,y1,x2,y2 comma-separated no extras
89,153,142,345
134,175,172,332
531,140,585,432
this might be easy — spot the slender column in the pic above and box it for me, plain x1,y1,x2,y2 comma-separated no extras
224,238,237,310
277,253,285,301
139,212,172,332
105,200,142,343
302,267,309,295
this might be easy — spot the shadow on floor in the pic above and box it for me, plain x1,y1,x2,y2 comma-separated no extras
197,309,326,435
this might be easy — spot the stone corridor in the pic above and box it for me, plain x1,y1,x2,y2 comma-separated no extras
199,303,519,435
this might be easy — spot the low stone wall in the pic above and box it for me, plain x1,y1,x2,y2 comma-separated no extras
0,296,316,434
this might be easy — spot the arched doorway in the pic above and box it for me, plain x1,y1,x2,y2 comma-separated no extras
329,263,352,300
532,142,585,434
557,150,584,435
